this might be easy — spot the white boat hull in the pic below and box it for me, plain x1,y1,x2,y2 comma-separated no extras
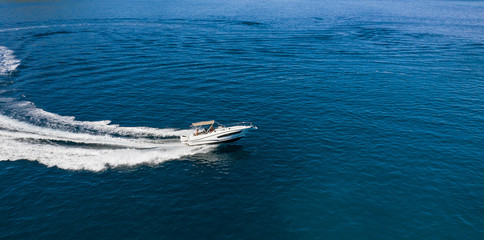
180,125,253,146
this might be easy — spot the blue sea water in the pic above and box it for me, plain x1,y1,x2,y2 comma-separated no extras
1,0,483,239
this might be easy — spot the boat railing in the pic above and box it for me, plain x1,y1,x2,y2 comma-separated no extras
219,122,256,128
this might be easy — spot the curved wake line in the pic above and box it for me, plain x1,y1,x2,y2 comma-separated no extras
0,114,212,171
0,99,210,171
0,46,20,75
1,98,193,138
0,114,163,149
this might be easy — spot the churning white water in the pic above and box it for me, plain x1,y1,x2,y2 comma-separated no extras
0,46,20,75
0,113,212,171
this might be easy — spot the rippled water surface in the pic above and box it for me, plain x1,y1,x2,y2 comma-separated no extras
1,0,483,239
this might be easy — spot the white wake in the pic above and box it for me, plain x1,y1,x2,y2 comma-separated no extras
0,46,20,75
2,98,194,137
0,98,211,172
0,114,212,171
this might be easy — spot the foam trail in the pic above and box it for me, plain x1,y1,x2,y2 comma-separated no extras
0,136,212,171
0,46,20,75
0,114,162,149
0,113,213,171
1,98,193,137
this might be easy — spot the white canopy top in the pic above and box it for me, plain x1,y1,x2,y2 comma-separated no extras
191,120,215,127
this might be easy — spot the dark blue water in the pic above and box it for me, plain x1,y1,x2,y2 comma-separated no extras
1,0,483,239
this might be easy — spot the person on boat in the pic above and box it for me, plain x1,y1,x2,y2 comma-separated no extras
209,125,214,132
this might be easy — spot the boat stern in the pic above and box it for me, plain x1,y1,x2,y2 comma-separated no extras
180,135,189,144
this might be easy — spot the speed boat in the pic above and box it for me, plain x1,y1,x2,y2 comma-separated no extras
180,120,257,146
